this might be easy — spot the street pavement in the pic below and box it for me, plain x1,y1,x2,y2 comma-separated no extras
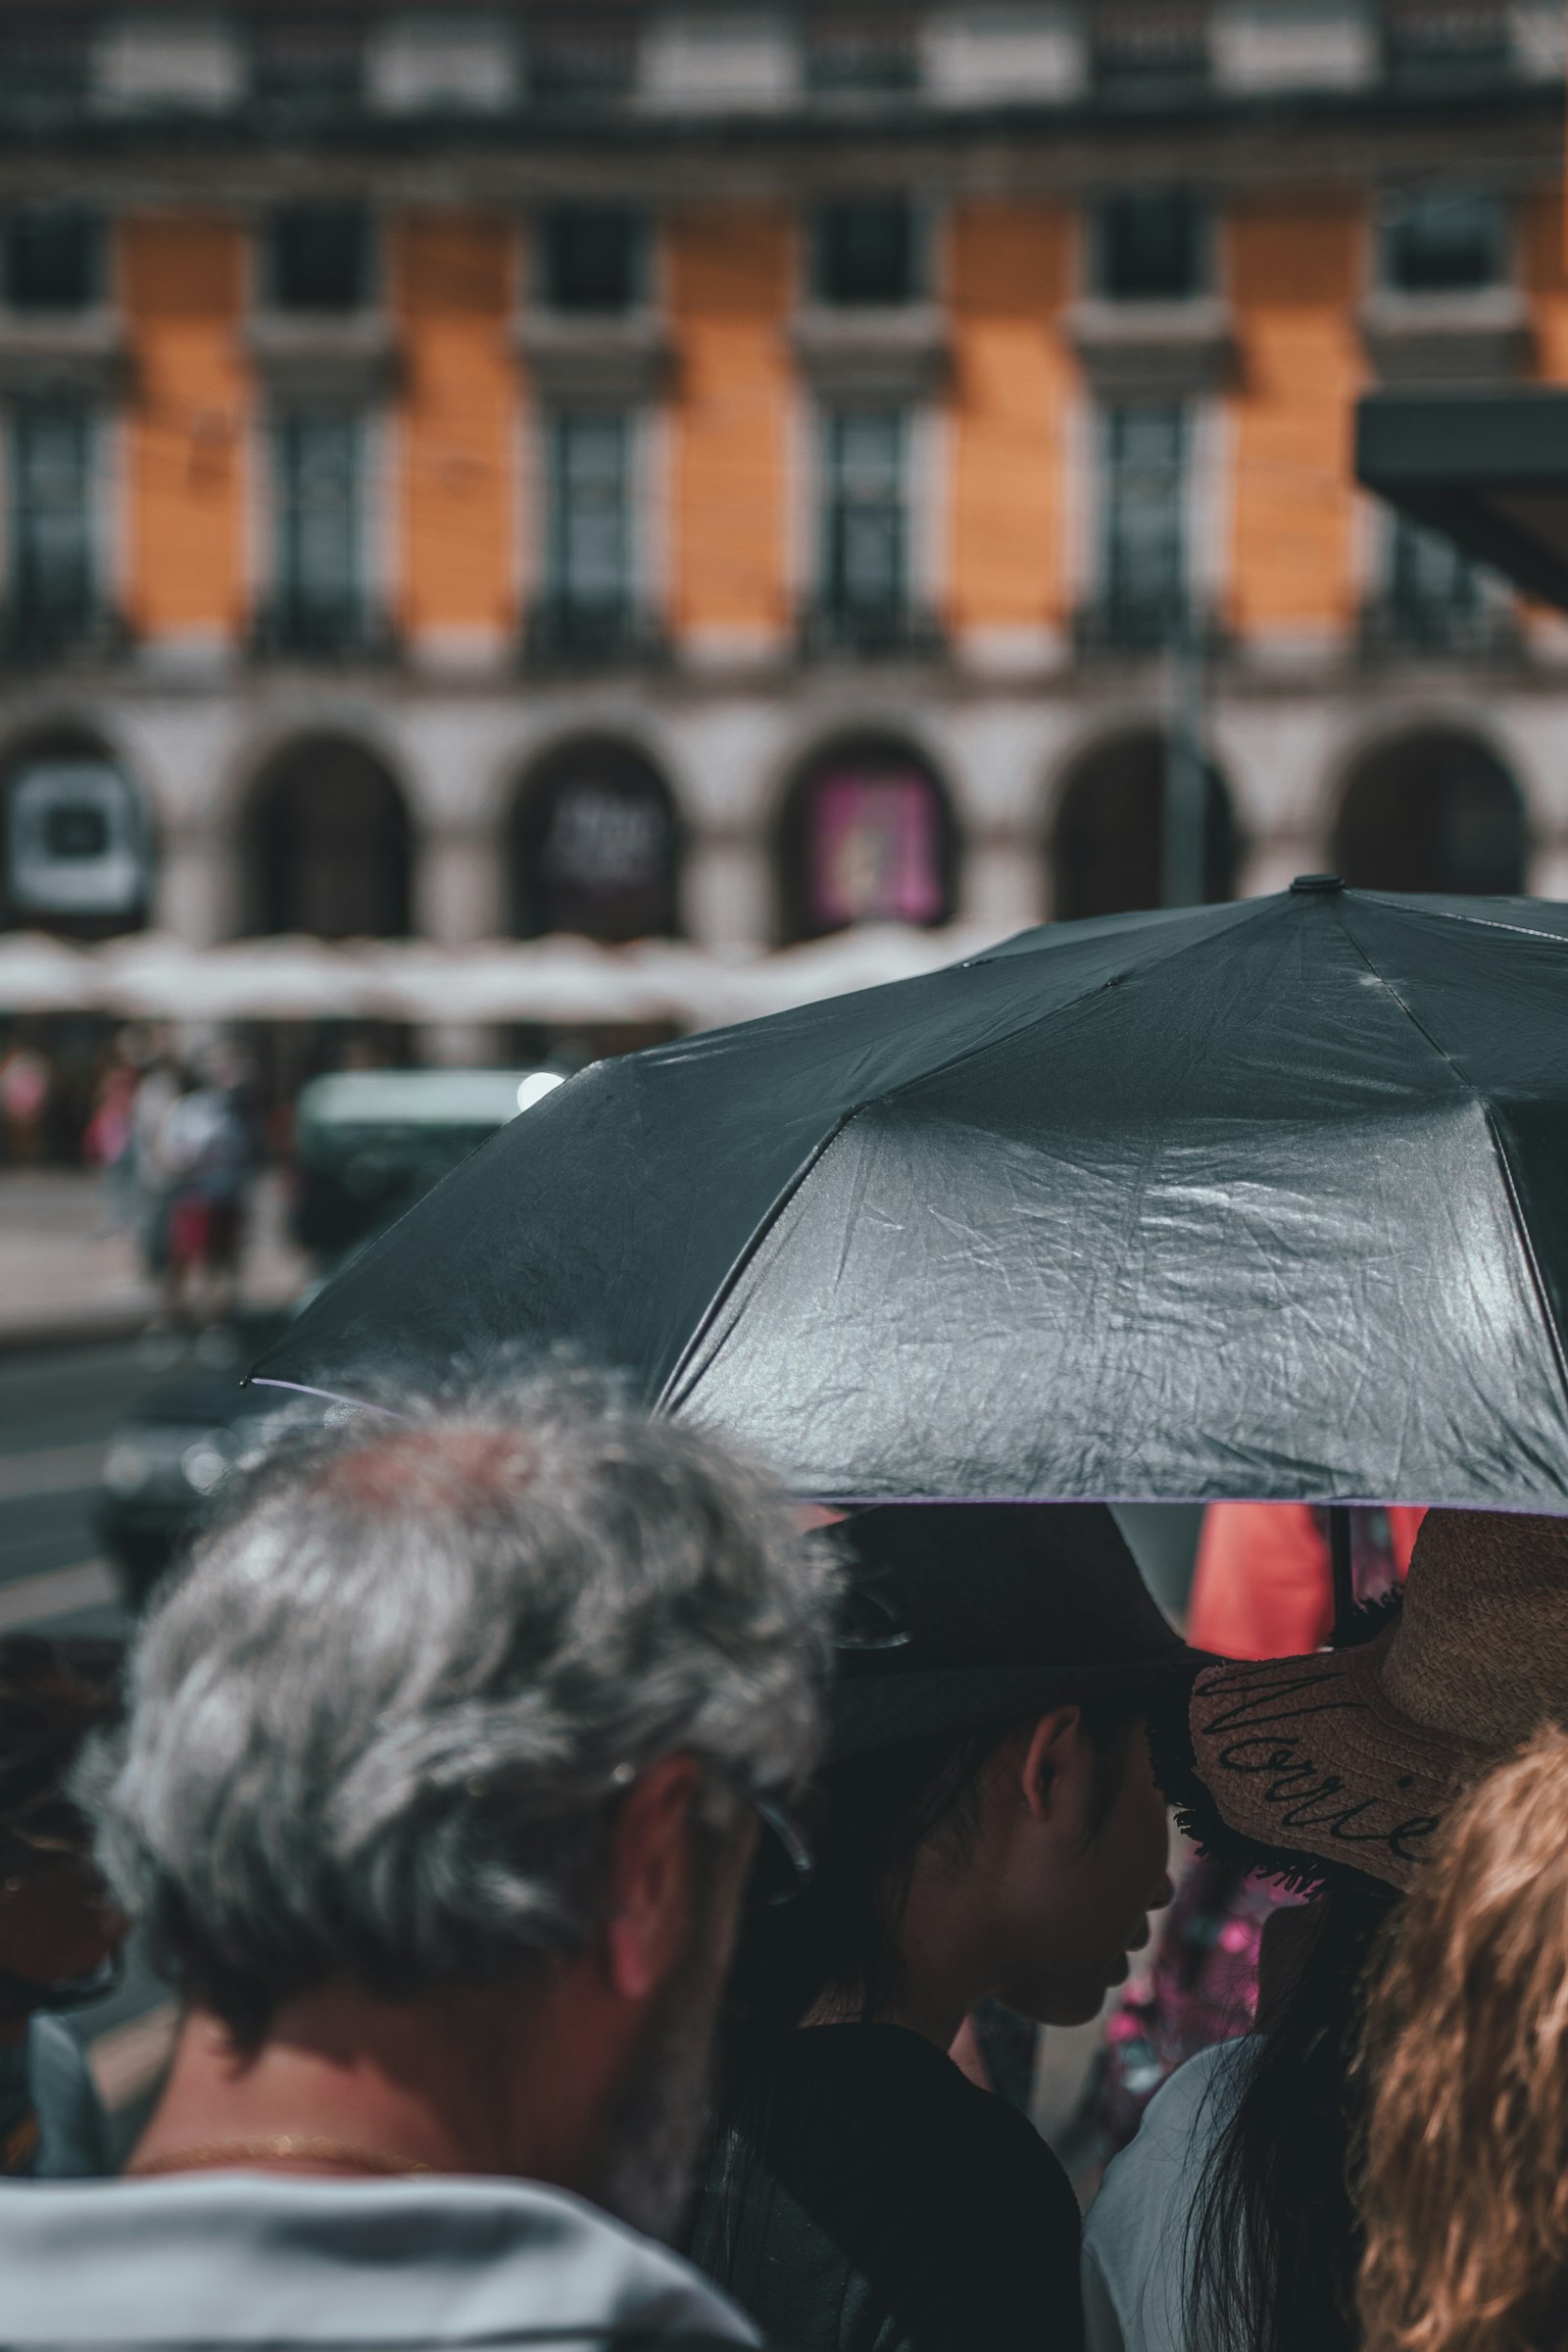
0,1167,305,1347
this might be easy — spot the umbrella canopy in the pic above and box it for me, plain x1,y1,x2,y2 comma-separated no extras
253,882,1568,1508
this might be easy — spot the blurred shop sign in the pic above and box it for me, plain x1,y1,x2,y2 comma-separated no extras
5,756,147,920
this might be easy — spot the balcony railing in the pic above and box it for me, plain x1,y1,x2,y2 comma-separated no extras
250,11,366,112
0,22,90,109
249,595,397,662
521,599,668,668
797,596,945,660
1358,590,1520,661
1074,588,1187,657
526,12,641,105
806,11,922,96
0,597,129,662
1090,1,1213,93
1380,0,1512,77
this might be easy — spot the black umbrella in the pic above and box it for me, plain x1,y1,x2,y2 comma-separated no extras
254,880,1568,1518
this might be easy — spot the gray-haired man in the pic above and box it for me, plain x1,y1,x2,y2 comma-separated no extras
0,1371,835,2350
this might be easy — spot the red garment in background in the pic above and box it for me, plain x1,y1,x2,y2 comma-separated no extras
1187,1501,1425,1659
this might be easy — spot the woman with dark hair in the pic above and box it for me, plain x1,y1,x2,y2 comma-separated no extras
0,1634,124,2177
681,1502,1205,2352
1082,1510,1568,2352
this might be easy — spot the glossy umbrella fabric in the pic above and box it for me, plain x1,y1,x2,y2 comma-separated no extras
254,886,1568,1507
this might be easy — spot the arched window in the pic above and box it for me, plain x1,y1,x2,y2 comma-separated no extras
244,737,411,937
510,738,680,941
778,738,955,944
1052,730,1236,921
1331,730,1527,896
0,734,151,935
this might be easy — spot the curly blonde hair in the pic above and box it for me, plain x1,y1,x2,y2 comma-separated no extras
1355,1726,1568,2352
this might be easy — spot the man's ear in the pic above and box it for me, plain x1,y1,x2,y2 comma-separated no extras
604,1752,704,2003
1019,1705,1084,1828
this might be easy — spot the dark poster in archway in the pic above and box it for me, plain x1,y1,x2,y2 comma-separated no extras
781,747,954,943
1053,732,1236,921
247,740,411,938
512,742,680,942
1332,731,1526,897
1,741,150,936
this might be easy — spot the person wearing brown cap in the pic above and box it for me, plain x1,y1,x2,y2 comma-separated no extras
1083,1508,1568,2352
680,1501,1207,2352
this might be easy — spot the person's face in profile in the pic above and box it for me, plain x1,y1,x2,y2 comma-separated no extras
974,1711,1173,2028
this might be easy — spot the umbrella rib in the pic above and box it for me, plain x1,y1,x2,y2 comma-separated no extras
1362,896,1568,952
656,1107,861,1417
1336,898,1568,1423
656,898,1278,1423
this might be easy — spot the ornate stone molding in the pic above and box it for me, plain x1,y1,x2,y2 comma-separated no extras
1064,297,1235,399
243,315,400,405
790,304,949,402
0,315,129,401
513,312,672,403
1358,287,1532,386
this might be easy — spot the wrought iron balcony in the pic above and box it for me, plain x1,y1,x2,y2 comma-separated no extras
1074,589,1190,659
1089,1,1213,95
249,594,398,663
1358,589,1520,661
0,596,129,664
1379,0,1513,79
797,595,946,661
521,599,668,669
250,11,366,113
526,11,640,105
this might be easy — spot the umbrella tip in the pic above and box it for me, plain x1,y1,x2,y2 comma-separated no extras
1290,873,1345,895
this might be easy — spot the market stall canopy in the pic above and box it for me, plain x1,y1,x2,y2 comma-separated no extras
256,882,1568,1511
1356,387,1568,610
0,927,1013,1029
0,931,97,1013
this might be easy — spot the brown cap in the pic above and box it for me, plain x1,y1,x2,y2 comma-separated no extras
1187,1510,1568,1891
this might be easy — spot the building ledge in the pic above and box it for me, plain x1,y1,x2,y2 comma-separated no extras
791,305,949,402
243,314,399,405
1065,297,1235,398
1359,287,1532,386
0,313,128,399
513,312,672,403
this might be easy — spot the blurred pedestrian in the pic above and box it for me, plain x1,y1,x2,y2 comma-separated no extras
683,1502,1204,2352
1356,1725,1568,2352
0,1369,835,2349
129,1050,181,1298
0,1635,124,2179
0,1035,53,1165
84,1048,139,1236
153,1058,251,1334
1082,1510,1568,2352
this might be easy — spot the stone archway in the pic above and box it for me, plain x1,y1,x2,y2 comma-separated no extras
1331,729,1527,896
777,735,956,945
243,736,412,937
1051,729,1237,921
509,737,682,942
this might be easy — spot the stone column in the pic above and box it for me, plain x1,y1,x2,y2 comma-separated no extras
152,819,239,945
414,820,506,1066
958,830,1048,932
682,827,774,951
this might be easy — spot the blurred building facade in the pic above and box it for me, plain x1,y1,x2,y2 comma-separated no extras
0,0,1564,965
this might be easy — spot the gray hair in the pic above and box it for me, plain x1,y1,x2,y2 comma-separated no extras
81,1367,836,2040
